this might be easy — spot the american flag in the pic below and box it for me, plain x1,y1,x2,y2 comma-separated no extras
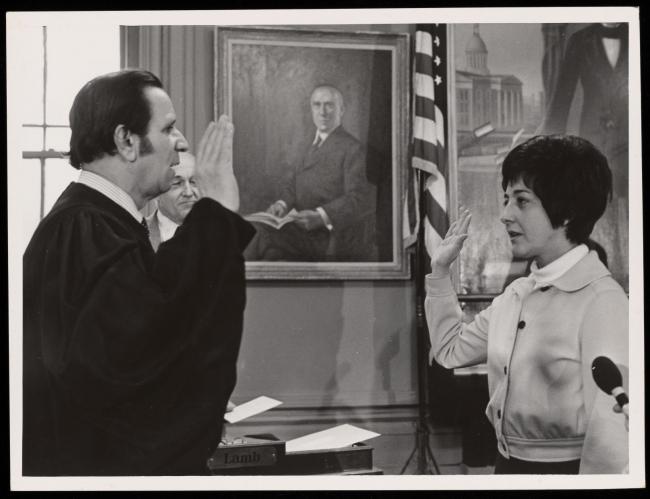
404,24,448,257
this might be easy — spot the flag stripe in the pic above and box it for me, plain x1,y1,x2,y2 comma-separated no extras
412,156,439,176
413,73,434,101
424,182,448,231
413,138,439,168
413,111,446,148
415,52,434,77
434,106,446,148
414,95,436,124
415,31,433,57
424,218,442,261
425,174,447,206
413,117,438,146
402,171,420,247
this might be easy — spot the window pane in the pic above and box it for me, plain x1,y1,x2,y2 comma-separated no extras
46,24,120,125
17,26,45,125
46,127,71,152
21,126,44,153
44,159,78,214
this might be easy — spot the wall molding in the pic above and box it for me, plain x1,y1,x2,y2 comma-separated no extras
233,389,418,409
232,405,420,428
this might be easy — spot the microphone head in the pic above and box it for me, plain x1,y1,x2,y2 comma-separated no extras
592,356,623,394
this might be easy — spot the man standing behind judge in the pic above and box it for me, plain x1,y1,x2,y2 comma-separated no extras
146,151,199,251
245,84,375,261
23,69,254,476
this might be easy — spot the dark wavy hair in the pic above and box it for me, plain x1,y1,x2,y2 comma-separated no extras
501,134,612,244
68,69,163,168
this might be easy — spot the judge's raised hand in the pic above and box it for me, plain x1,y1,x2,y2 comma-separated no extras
195,115,240,212
430,208,471,277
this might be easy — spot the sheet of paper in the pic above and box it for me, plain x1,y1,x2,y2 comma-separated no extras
224,396,282,423
285,424,380,453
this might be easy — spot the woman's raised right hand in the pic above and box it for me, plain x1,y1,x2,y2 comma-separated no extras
430,208,471,277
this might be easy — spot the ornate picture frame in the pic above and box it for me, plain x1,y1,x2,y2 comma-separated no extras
215,26,410,279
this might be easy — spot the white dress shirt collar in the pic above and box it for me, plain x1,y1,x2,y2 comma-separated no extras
156,209,180,243
76,170,142,222
313,125,340,146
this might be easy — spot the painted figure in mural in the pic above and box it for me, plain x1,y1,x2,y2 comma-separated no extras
543,23,628,198
23,69,254,475
425,135,628,474
244,84,376,262
542,22,628,288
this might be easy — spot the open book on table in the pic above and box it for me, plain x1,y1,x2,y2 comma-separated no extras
244,208,298,229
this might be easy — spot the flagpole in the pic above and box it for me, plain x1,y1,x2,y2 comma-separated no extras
401,23,447,474
401,167,441,475
415,166,440,475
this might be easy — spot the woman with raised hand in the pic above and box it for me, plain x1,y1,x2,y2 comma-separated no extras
425,135,628,474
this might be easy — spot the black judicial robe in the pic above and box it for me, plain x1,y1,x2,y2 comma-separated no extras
23,183,254,476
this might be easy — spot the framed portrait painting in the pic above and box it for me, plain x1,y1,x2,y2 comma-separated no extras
215,26,409,279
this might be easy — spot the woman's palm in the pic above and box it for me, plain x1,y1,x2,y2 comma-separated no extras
431,209,471,271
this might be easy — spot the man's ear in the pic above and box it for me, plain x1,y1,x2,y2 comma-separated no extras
114,124,138,162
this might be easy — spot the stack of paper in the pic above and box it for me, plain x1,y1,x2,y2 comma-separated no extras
285,424,380,453
224,396,282,423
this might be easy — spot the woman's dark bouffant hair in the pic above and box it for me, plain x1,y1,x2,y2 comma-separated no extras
68,69,163,168
501,134,613,244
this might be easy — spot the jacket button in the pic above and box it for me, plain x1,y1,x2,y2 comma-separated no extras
518,320,526,329
504,366,507,375
497,409,501,419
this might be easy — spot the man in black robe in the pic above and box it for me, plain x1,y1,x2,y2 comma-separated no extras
23,69,254,476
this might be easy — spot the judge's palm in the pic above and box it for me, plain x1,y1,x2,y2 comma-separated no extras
430,209,471,274
195,115,239,212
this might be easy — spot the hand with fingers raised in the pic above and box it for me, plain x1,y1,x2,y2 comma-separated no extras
195,115,240,212
430,208,472,277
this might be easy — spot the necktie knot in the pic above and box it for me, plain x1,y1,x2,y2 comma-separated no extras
141,217,150,236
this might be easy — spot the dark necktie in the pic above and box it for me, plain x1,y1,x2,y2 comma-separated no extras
141,217,150,236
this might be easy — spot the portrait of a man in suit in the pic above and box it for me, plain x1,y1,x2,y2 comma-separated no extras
244,85,376,262
220,27,408,278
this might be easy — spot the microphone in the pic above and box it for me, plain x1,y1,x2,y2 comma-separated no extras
591,356,629,416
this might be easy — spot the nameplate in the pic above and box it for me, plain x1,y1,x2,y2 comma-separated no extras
207,438,283,470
